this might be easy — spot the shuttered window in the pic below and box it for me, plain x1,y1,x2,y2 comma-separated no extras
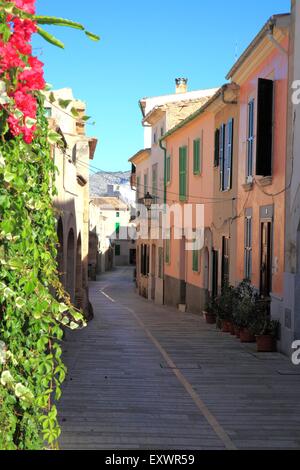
192,248,199,272
214,129,220,167
179,146,187,201
152,163,158,200
222,118,234,191
247,99,255,178
115,245,121,256
245,217,252,280
193,139,201,175
219,124,226,190
166,155,171,183
165,239,171,264
256,78,274,177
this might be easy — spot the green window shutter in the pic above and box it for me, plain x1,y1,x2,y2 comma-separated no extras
115,245,121,256
219,124,226,191
179,146,187,201
193,139,201,175
227,118,234,190
115,222,120,236
166,155,171,183
214,129,220,167
165,239,170,264
193,249,199,272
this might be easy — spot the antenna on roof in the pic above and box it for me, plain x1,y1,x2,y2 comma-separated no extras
234,42,238,61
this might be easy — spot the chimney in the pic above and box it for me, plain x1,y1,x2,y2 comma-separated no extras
175,78,188,94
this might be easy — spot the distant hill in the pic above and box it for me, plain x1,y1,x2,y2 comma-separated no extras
90,171,135,205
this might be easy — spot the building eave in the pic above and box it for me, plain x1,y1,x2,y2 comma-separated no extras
128,148,151,165
226,14,290,81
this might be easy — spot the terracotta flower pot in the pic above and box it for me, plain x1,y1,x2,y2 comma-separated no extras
234,326,241,338
240,328,256,343
204,312,216,325
222,321,232,333
256,335,277,353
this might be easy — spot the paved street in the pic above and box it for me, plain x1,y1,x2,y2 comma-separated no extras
59,267,300,450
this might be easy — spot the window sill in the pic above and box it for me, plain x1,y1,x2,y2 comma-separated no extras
242,182,254,192
256,176,273,187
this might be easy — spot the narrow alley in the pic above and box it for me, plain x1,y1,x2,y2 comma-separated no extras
59,268,300,450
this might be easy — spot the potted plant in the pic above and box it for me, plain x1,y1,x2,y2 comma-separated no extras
252,302,279,352
203,296,217,325
215,283,236,334
234,280,257,343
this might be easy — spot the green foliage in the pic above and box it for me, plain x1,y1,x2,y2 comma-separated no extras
214,283,237,323
0,94,86,449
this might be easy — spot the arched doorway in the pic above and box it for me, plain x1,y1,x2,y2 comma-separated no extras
66,229,75,303
57,218,64,283
75,234,83,309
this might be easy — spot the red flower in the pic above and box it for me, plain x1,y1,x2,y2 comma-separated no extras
13,0,36,15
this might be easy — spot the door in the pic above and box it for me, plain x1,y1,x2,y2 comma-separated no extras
221,237,230,288
179,236,186,304
212,250,219,298
260,221,272,298
151,245,156,300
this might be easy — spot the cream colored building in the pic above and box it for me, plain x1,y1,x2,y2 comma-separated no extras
45,88,97,319
89,197,136,277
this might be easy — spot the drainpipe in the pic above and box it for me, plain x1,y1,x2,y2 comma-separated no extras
159,138,167,205
159,138,167,306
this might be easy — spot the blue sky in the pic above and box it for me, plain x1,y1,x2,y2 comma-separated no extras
33,0,291,172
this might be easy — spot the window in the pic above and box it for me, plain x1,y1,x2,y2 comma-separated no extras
115,245,121,256
221,237,230,287
221,119,234,191
161,127,164,137
247,99,255,178
192,247,199,272
152,164,158,200
140,244,149,276
116,212,120,218
214,129,220,167
219,124,226,190
144,172,148,196
166,155,171,183
193,139,201,175
256,78,274,177
165,235,171,265
158,247,164,279
44,107,52,118
245,216,252,280
72,144,77,164
115,222,120,238
179,146,187,201
153,130,157,144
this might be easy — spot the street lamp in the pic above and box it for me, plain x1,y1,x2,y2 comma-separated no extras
143,192,154,211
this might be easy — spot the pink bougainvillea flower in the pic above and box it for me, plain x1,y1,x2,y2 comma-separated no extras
13,0,36,15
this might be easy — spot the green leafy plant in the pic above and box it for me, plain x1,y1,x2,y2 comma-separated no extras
214,283,237,323
0,0,99,450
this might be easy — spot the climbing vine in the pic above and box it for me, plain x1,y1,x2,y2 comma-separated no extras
0,0,99,449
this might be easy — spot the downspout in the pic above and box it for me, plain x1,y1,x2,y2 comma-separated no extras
159,138,167,305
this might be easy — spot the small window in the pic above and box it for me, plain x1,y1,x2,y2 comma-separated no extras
193,139,201,175
44,107,52,118
245,216,252,280
165,233,171,265
153,131,157,144
115,222,120,237
179,146,187,201
72,145,77,164
161,127,164,137
158,247,164,279
247,99,255,178
115,245,121,256
116,212,120,218
192,248,199,272
166,155,171,183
